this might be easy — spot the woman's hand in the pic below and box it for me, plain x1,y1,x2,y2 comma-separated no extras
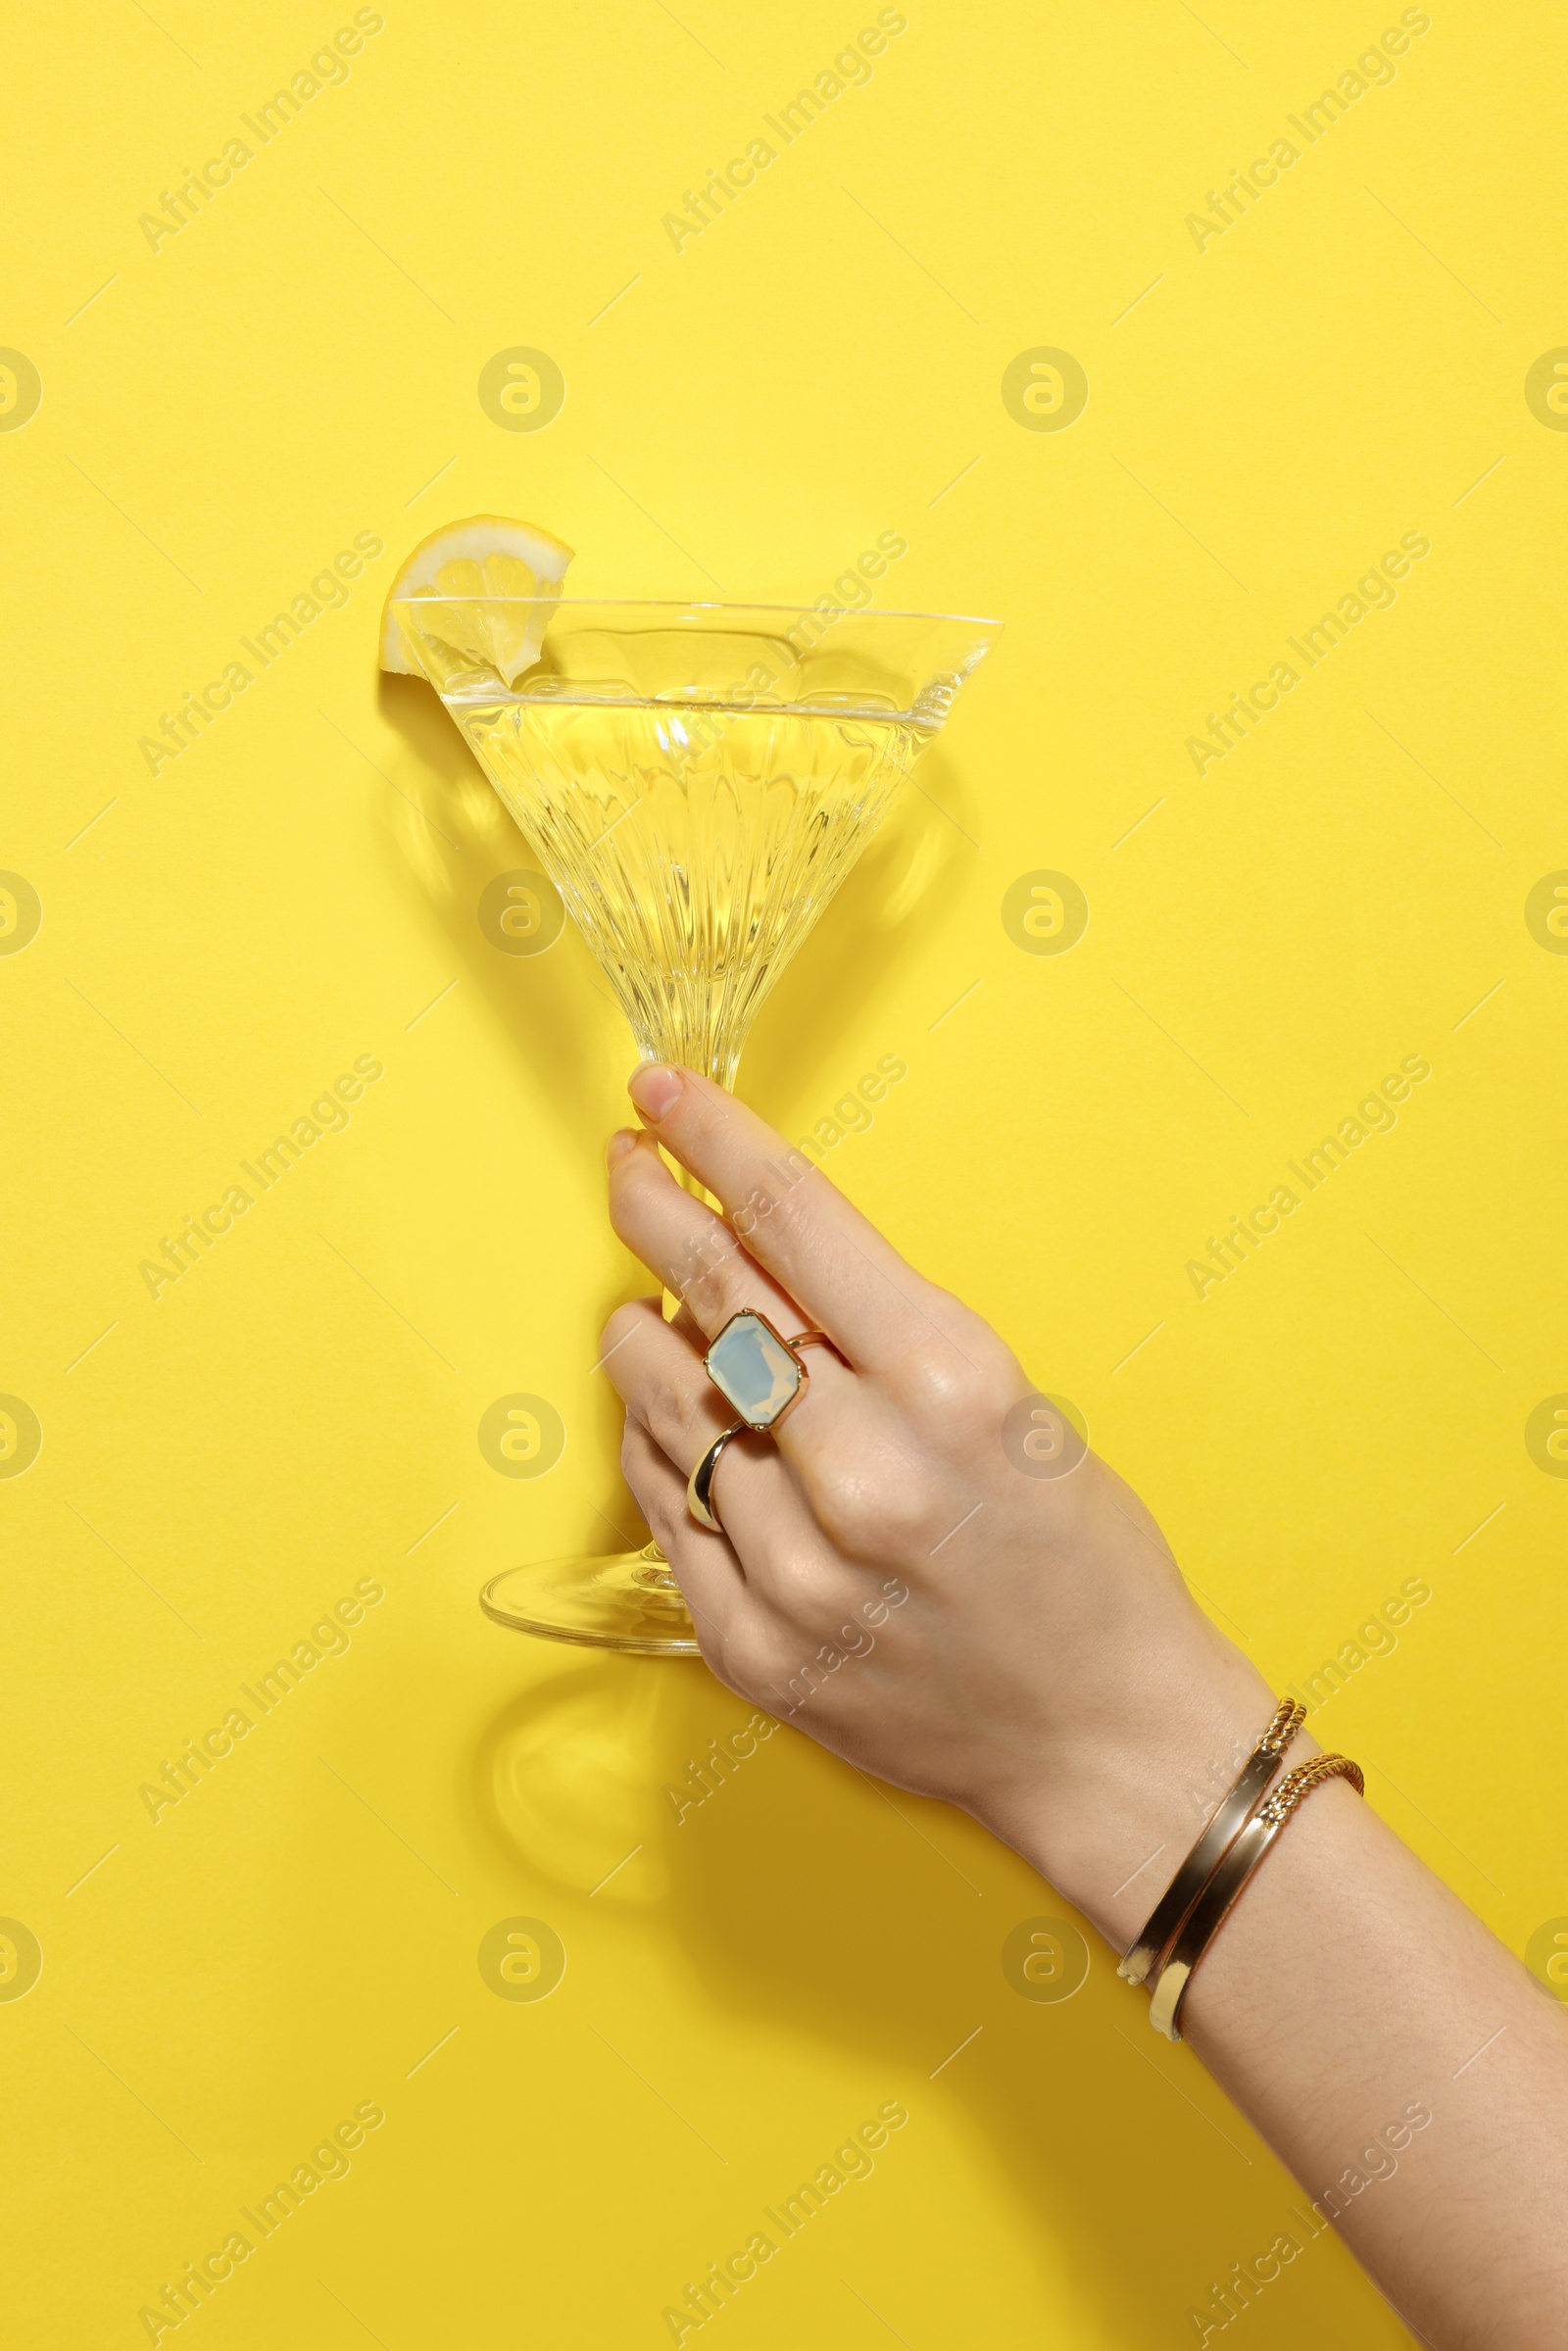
601,1062,1277,1948
603,1062,1568,2351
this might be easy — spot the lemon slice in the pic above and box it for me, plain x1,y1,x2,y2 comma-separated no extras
380,514,573,687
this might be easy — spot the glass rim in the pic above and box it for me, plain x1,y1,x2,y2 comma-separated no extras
388,595,1003,627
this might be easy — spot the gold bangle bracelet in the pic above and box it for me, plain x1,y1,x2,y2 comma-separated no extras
1118,1697,1305,1989
1146,1752,1365,2041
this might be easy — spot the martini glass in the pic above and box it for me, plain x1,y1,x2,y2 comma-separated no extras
389,597,1000,1654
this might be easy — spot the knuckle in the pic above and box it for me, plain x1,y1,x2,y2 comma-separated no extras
816,1458,937,1561
751,1159,821,1254
620,1444,664,1535
698,1626,742,1690
621,1394,698,1484
902,1345,995,1431
896,1316,1017,1441
729,1180,775,1244
645,1487,689,1558
669,1221,748,1322
714,1619,778,1700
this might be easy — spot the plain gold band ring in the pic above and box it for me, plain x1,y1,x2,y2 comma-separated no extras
687,1421,751,1535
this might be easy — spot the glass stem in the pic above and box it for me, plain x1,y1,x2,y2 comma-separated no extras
641,1053,741,1589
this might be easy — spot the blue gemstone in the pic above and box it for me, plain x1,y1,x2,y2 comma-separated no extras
708,1312,801,1427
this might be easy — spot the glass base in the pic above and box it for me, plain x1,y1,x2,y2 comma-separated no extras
479,1541,700,1655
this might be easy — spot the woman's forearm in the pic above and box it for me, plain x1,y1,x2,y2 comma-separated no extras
1004,1687,1568,2349
1190,1790,1568,2346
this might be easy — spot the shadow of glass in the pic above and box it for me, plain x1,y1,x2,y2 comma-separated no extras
471,1649,696,1908
466,1651,1372,2345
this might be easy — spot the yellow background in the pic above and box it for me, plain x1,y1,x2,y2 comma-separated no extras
5,2,1564,2343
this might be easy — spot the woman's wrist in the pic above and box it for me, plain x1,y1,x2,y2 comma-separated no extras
985,1641,1293,1951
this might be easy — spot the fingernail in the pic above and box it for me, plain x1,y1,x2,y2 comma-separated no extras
606,1128,637,1168
628,1062,683,1120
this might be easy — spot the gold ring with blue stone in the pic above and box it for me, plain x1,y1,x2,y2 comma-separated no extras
703,1309,836,1433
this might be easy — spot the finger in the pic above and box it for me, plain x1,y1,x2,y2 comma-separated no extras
608,1130,808,1345
619,1422,839,1710
622,1064,963,1373
602,1298,867,1617
616,1416,748,1666
607,1143,860,1466
602,1297,734,1461
606,1297,821,1535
